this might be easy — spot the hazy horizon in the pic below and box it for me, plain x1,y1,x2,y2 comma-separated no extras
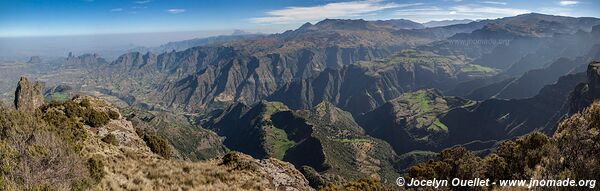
2,0,599,37
1,0,599,60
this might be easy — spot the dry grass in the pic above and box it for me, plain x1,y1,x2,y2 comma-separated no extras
78,96,312,191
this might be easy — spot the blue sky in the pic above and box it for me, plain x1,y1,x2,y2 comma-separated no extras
1,0,599,37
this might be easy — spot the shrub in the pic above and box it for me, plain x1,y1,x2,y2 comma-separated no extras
219,152,258,171
107,110,120,120
101,134,119,146
87,157,105,184
221,152,240,166
408,160,451,180
62,101,85,118
140,131,172,159
85,109,110,128
320,178,390,191
41,108,88,150
79,99,91,108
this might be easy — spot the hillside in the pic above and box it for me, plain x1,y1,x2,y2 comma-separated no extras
357,89,475,154
0,77,312,190
404,99,600,190
204,101,399,188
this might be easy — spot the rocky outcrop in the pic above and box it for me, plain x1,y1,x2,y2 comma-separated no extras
569,61,600,113
65,52,108,67
14,76,44,113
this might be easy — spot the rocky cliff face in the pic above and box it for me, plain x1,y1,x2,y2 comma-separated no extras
65,52,108,67
569,61,600,113
93,45,400,113
88,17,497,113
268,49,492,115
14,76,44,113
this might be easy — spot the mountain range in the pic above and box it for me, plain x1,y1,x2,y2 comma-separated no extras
3,12,600,190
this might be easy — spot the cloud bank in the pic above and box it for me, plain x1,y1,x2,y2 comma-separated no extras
250,0,417,24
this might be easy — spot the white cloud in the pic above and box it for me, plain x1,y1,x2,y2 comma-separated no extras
481,1,507,5
537,7,573,16
394,4,529,22
451,5,528,15
559,0,579,6
110,8,123,12
135,0,151,4
249,0,420,24
167,9,185,14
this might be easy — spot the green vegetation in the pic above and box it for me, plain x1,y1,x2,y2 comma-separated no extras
46,92,70,103
355,49,464,71
261,101,288,120
137,129,172,159
270,127,295,159
101,134,119,146
400,101,600,190
427,119,448,132
405,90,433,115
407,132,555,185
257,102,295,159
123,107,227,161
334,138,372,143
86,109,110,128
395,90,452,131
320,178,392,191
220,152,240,167
219,152,257,171
107,110,120,120
460,64,497,73
396,150,439,171
87,156,105,184
43,98,112,129
0,97,112,190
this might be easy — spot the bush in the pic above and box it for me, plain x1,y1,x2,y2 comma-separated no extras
140,131,172,159
87,157,105,184
221,152,240,166
85,109,110,128
107,110,120,120
320,178,390,191
101,134,119,146
80,99,92,108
